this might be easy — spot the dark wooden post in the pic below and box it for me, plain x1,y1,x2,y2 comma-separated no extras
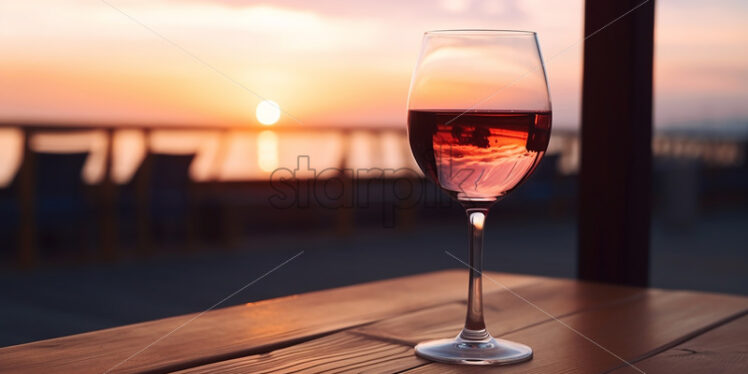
185,165,198,252
136,129,153,255
215,130,239,248
578,0,655,286
98,128,117,260
335,129,354,236
17,128,36,268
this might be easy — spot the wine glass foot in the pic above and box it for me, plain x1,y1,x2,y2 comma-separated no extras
414,333,532,366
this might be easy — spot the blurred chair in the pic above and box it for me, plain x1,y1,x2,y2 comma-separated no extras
120,153,197,254
30,152,94,263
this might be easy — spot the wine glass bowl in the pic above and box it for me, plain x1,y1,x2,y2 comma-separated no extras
408,109,551,203
407,30,551,365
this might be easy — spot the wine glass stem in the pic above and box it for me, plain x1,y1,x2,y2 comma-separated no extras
461,208,489,341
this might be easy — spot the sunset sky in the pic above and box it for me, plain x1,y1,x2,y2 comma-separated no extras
1,0,747,129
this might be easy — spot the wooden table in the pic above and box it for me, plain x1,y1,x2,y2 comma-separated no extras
1,270,746,373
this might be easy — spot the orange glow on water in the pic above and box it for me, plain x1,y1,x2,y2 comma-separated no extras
257,130,279,172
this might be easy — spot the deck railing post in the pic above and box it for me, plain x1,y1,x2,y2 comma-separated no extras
136,128,153,255
335,129,354,236
99,128,117,260
578,0,656,286
17,127,36,268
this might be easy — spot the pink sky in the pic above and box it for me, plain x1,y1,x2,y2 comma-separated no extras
1,0,746,129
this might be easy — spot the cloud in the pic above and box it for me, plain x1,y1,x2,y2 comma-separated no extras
440,0,471,13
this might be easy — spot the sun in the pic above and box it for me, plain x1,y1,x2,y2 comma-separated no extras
256,100,281,126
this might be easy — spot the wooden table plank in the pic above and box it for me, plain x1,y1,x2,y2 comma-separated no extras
188,287,745,374
610,314,748,374
0,270,538,374
176,331,426,374
177,277,646,373
356,278,644,345
5,270,746,374
404,290,748,373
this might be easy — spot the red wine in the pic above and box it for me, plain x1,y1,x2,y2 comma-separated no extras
408,110,551,202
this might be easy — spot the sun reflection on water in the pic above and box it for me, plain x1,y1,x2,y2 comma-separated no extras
257,130,279,173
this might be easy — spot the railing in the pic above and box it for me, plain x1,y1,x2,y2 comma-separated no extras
1,123,421,267
2,124,743,185
1,123,745,268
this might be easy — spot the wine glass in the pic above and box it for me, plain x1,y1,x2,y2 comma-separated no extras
407,30,551,365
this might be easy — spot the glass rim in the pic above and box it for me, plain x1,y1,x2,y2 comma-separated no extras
424,29,537,36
